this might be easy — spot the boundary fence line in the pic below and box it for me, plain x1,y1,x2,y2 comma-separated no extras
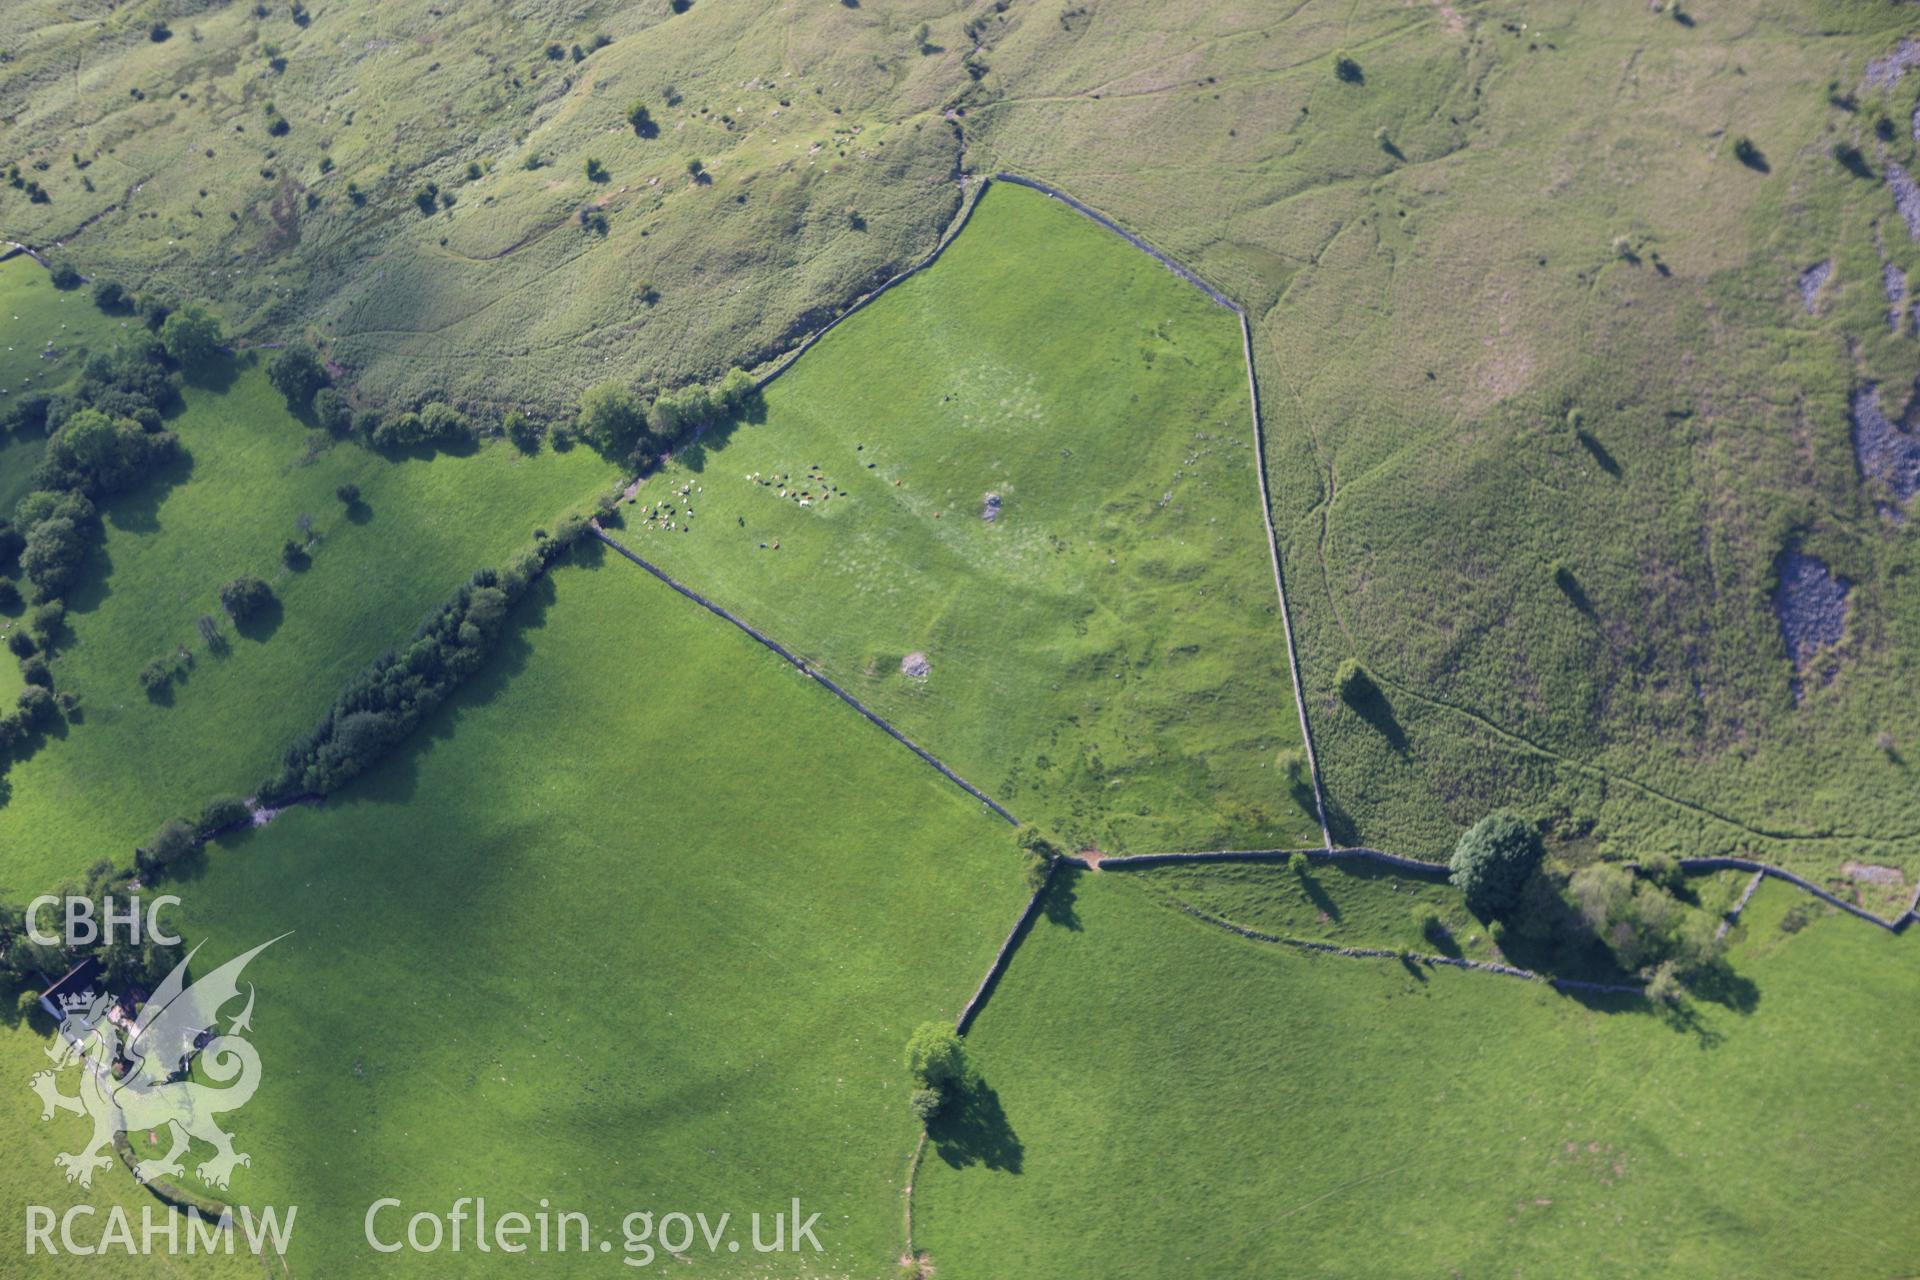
990,171,1335,852
591,526,1017,824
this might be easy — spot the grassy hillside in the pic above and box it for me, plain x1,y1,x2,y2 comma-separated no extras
62,554,1033,1276
914,868,1920,1278
632,182,1315,854
12,1,1920,878
0,360,614,897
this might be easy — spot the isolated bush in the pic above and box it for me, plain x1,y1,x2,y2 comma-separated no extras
336,483,361,506
149,20,171,41
267,345,329,410
585,157,608,182
905,1023,966,1090
218,574,274,622
1333,52,1361,82
158,304,224,368
49,261,82,290
90,280,128,311
1731,136,1763,170
1448,811,1543,917
627,102,655,136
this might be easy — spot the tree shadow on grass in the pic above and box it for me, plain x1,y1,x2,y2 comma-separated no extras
930,1072,1022,1174
1421,915,1462,957
1552,565,1595,617
1347,686,1407,754
105,447,192,535
1575,430,1621,478
62,540,115,619
1042,863,1081,930
181,351,247,396
674,398,766,475
1295,864,1340,922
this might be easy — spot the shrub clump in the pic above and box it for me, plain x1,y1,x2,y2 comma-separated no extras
218,574,275,622
903,1022,966,1121
1448,810,1543,917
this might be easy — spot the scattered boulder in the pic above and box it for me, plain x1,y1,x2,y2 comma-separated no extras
1796,260,1831,314
901,651,931,678
982,492,1001,522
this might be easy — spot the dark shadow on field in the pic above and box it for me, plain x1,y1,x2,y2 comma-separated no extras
1322,793,1360,848
376,433,481,463
1042,864,1081,930
62,541,115,618
1397,953,1427,981
1552,565,1595,617
930,1072,1023,1174
1295,863,1340,921
1421,915,1461,957
1686,963,1758,1015
1347,686,1407,754
105,447,192,535
343,497,372,525
1575,430,1620,478
181,351,247,396
673,399,766,475
233,595,283,643
1287,770,1318,820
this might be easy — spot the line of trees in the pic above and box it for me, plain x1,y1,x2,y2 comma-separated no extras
256,516,590,804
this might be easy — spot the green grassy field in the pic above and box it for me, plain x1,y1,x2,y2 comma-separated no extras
10,554,1036,1276
632,182,1314,854
0,1017,257,1279
914,868,1919,1278
0,359,614,898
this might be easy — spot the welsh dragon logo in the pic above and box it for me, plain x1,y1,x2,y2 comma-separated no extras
30,937,282,1190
